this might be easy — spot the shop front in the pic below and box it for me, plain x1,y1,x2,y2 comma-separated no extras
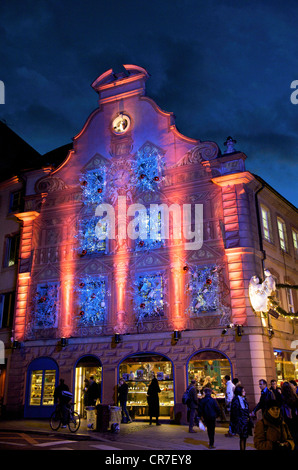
24,357,58,418
274,349,298,386
118,353,174,419
187,349,233,421
74,355,102,417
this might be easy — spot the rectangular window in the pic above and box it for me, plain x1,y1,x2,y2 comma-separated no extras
286,288,295,314
29,369,56,406
4,233,20,267
0,292,15,328
9,190,24,213
277,218,288,252
32,283,59,329
261,206,272,242
135,274,164,322
292,229,298,256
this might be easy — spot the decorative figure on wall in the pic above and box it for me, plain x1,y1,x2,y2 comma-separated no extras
224,136,237,154
248,269,276,313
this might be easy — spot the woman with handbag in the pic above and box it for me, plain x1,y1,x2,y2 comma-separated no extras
230,385,253,450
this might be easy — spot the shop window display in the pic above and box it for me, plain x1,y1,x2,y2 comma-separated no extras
29,369,56,406
188,350,231,398
119,353,174,418
274,350,298,386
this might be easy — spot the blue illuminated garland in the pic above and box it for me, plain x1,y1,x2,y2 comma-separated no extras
133,273,165,324
31,283,59,328
185,265,219,315
79,168,106,205
77,215,106,254
133,146,165,192
75,275,107,326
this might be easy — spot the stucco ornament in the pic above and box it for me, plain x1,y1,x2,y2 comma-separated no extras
249,269,276,313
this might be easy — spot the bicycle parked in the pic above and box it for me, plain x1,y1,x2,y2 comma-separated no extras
50,402,80,432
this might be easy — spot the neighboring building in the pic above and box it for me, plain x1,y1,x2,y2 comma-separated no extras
1,66,297,421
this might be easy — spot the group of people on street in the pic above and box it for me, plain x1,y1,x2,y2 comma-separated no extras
185,375,298,451
55,374,297,451
117,375,162,425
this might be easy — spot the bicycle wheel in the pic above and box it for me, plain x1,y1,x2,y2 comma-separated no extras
68,411,80,432
50,410,61,431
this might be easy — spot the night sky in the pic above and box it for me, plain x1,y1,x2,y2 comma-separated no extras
1,0,298,207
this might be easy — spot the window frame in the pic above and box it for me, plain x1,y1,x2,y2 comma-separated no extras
277,217,288,252
3,232,20,268
260,204,273,243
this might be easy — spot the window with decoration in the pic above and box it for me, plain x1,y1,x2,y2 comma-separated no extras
185,265,220,316
133,273,166,326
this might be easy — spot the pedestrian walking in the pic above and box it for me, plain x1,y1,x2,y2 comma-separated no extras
198,387,220,449
280,381,298,450
118,378,132,423
269,379,282,405
223,375,235,437
53,378,71,428
230,385,253,451
147,375,161,425
254,399,295,450
251,379,274,417
185,379,199,433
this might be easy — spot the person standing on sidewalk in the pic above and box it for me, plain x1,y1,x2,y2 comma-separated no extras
251,379,274,418
118,378,132,423
147,375,161,425
223,375,235,437
186,380,199,433
230,385,254,451
254,399,294,450
198,388,220,449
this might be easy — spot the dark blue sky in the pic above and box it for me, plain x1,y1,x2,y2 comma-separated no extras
1,0,298,207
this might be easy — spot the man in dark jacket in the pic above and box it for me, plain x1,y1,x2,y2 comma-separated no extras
187,380,199,433
118,378,132,423
252,379,274,417
86,376,101,406
198,388,220,449
54,378,70,427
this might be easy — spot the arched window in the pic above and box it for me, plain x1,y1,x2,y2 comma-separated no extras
187,350,232,398
118,352,174,419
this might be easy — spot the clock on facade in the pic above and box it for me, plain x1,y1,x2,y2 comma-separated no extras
112,114,131,134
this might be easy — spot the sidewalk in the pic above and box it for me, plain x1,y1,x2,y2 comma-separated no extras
0,417,256,451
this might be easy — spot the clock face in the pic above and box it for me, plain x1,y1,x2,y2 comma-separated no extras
112,169,131,187
112,114,130,134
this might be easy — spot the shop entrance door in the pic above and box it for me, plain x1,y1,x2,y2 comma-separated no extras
119,353,174,420
74,355,102,417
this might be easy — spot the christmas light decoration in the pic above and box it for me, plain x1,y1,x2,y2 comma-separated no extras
133,273,166,325
75,275,107,326
76,216,106,254
30,283,59,328
185,265,219,316
133,144,165,192
79,168,106,205
134,209,164,251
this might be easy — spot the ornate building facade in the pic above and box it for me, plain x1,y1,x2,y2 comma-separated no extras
1,65,297,420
